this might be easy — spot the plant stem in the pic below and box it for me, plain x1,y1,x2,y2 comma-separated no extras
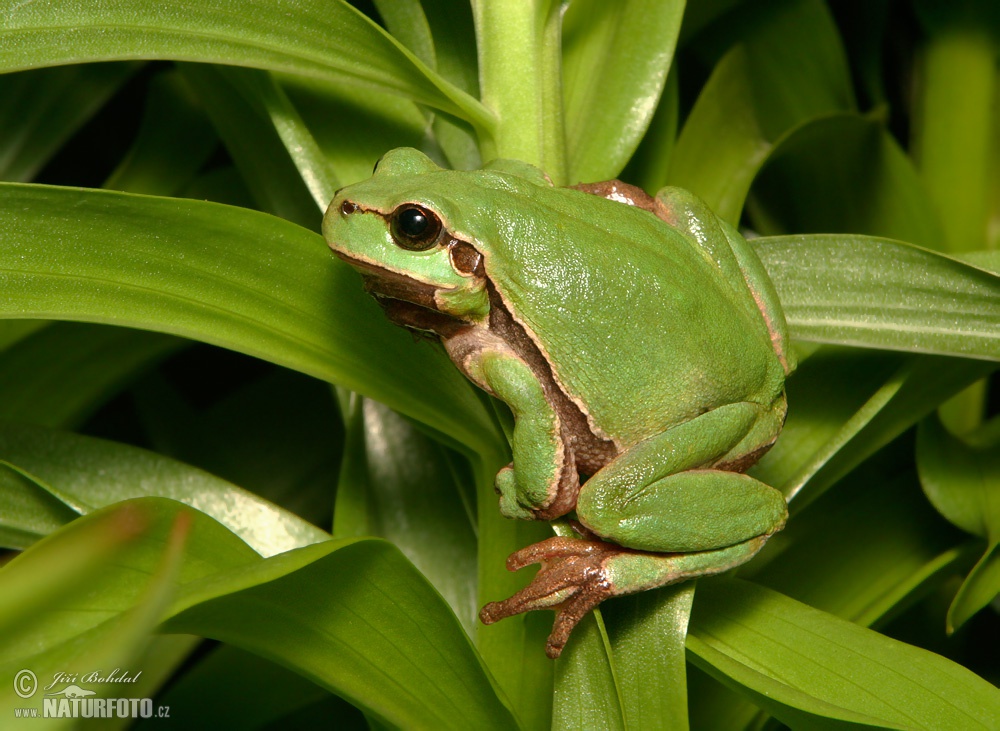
474,448,554,731
914,23,995,254
472,0,567,182
913,15,998,433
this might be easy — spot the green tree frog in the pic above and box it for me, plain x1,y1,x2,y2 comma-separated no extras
323,148,793,658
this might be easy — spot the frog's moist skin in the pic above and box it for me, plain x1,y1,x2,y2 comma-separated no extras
323,148,794,658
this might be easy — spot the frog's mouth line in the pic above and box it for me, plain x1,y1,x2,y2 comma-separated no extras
332,249,471,337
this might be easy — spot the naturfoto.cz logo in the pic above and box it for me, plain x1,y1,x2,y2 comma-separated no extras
11,668,170,720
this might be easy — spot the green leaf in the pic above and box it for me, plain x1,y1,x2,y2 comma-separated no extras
371,0,481,170
960,250,1000,276
179,64,320,228
473,0,565,178
0,502,139,636
120,635,203,731
2,498,517,729
752,349,994,511
947,542,1000,636
917,414,1000,540
281,72,432,187
178,165,256,208
754,235,1000,360
752,446,968,628
747,115,944,248
0,183,498,455
668,45,770,223
562,0,684,183
474,453,554,731
0,500,191,720
687,664,760,731
163,534,518,730
690,0,855,134
372,0,479,98
689,579,1000,730
104,70,218,197
0,421,329,556
623,67,679,195
213,66,340,209
0,319,49,351
133,368,340,529
0,322,185,428
552,613,625,731
0,0,492,133
917,414,1000,631
384,0,482,170
604,584,694,730
142,645,348,729
708,446,975,730
334,395,478,631
0,464,78,549
0,63,138,182
752,347,908,491
670,0,855,221
677,0,747,45
911,10,997,253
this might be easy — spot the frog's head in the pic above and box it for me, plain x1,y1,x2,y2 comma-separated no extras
323,147,549,335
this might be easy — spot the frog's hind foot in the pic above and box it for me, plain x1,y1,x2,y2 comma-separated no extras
478,536,626,659
480,532,777,658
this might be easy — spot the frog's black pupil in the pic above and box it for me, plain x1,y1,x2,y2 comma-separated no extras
399,207,428,237
390,204,441,250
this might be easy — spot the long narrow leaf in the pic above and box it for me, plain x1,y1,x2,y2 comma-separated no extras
0,421,329,556
688,579,1000,730
0,183,498,455
755,235,1000,360
1,498,518,729
0,63,138,182
104,70,218,197
562,0,683,183
335,396,478,631
552,614,625,731
0,0,492,133
0,323,185,428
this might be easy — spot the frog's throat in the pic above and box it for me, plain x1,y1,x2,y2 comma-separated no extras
333,251,472,337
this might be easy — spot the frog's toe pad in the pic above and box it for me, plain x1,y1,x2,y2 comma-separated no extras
478,537,625,658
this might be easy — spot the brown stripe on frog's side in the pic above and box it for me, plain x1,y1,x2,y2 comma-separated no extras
482,280,619,519
331,249,472,338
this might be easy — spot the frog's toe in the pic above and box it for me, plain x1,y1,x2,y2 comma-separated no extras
479,537,624,657
504,535,613,570
545,590,609,659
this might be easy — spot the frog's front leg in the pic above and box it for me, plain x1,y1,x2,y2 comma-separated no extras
444,329,579,521
480,402,788,658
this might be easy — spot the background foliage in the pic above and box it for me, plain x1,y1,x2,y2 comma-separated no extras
0,0,998,728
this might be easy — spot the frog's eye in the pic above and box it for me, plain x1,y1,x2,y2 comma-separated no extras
389,204,442,251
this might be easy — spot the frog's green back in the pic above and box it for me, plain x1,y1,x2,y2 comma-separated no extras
436,170,783,446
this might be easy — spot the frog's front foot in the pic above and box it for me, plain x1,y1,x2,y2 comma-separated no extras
479,536,627,658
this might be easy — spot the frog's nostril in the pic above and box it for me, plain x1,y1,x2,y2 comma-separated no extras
340,200,358,216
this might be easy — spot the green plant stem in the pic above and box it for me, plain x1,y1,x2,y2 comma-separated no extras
474,448,554,731
472,0,567,182
914,19,998,434
914,23,995,253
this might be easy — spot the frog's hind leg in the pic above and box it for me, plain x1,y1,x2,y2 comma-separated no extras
575,402,787,551
480,402,788,657
480,533,771,658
